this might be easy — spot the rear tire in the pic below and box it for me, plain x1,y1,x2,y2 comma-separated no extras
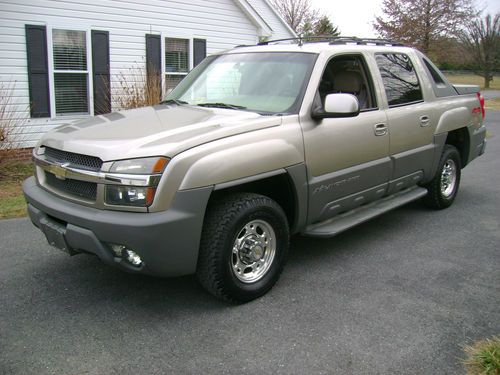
423,145,461,210
197,193,289,303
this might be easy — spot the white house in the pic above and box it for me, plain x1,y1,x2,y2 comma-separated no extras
0,0,295,149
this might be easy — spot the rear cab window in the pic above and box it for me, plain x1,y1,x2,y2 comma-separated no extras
420,55,457,97
375,53,423,107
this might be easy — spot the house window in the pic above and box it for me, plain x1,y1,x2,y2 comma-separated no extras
165,37,189,91
52,29,89,115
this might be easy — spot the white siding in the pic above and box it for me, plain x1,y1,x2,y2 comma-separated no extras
246,0,295,40
0,0,263,147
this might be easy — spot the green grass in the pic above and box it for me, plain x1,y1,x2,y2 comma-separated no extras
0,162,33,219
444,73,500,90
444,73,500,111
463,336,500,375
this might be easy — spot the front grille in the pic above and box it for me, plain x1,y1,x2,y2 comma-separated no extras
45,172,97,201
44,147,103,171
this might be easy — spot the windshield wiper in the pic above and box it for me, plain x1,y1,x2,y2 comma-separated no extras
159,99,188,105
197,102,247,110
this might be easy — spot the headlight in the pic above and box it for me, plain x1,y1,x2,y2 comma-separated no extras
105,157,169,207
106,185,156,207
109,157,168,174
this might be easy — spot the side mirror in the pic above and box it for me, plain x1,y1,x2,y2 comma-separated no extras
312,93,360,119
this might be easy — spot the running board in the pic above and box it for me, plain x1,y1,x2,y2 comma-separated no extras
302,186,428,238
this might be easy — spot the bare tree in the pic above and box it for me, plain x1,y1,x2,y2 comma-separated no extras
460,13,500,88
269,0,320,35
373,0,476,53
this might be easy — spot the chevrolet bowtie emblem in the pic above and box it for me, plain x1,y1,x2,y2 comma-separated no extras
50,162,70,180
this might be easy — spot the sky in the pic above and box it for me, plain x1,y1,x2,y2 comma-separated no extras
310,0,500,38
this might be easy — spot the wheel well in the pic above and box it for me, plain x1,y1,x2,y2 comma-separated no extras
209,173,297,230
445,128,470,167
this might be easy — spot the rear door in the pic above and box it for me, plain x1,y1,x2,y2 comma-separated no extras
374,52,436,193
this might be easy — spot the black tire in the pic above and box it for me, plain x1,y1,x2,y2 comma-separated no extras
423,144,462,210
196,193,289,303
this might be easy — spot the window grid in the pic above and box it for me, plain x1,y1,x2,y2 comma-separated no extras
51,29,90,116
165,37,189,92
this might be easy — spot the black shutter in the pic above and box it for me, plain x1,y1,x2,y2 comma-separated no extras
91,30,111,115
25,25,50,118
193,39,207,67
145,34,161,98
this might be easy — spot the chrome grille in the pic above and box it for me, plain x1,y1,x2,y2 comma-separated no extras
44,147,103,171
45,172,97,201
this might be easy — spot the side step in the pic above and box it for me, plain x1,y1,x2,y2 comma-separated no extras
302,186,428,238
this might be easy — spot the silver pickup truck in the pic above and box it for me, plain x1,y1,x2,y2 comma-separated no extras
23,38,487,302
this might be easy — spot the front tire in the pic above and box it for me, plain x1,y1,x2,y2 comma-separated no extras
423,145,461,210
197,193,289,303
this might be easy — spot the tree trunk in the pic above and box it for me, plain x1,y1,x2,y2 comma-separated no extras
484,75,490,89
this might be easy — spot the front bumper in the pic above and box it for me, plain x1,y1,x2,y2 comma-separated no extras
23,177,212,277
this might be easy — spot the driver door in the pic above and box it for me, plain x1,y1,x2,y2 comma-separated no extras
303,53,391,224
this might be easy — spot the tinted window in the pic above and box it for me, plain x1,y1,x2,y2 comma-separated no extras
375,53,423,107
423,58,444,84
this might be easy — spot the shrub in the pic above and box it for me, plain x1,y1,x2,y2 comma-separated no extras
463,336,500,375
110,66,163,110
0,82,25,173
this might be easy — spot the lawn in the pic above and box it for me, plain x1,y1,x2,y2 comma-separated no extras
444,73,500,90
0,163,33,219
444,74,500,110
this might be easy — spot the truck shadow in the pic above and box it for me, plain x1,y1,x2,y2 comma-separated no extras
18,193,476,322
25,201,421,303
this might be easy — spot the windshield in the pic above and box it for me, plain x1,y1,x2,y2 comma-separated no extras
166,52,317,115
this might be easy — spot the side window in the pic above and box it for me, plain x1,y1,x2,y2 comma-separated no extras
375,53,423,107
318,54,377,111
422,58,444,84
420,55,457,98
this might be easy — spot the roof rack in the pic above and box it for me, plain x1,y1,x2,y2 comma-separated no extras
256,35,404,47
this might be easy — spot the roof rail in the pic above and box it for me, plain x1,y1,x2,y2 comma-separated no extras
328,36,404,46
256,35,404,47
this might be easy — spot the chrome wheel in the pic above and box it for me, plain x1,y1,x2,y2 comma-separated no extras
232,219,276,283
440,159,457,198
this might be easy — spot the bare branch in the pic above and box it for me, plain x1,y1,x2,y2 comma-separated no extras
373,0,477,53
459,13,500,88
269,0,340,36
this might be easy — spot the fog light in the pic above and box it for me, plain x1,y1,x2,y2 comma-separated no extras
110,244,126,257
125,249,142,266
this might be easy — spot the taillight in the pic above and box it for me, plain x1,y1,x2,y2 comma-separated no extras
477,92,485,119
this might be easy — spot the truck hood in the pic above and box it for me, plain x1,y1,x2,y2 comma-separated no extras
39,105,282,161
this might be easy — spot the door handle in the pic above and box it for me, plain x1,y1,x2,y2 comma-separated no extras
420,115,430,127
374,123,388,136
